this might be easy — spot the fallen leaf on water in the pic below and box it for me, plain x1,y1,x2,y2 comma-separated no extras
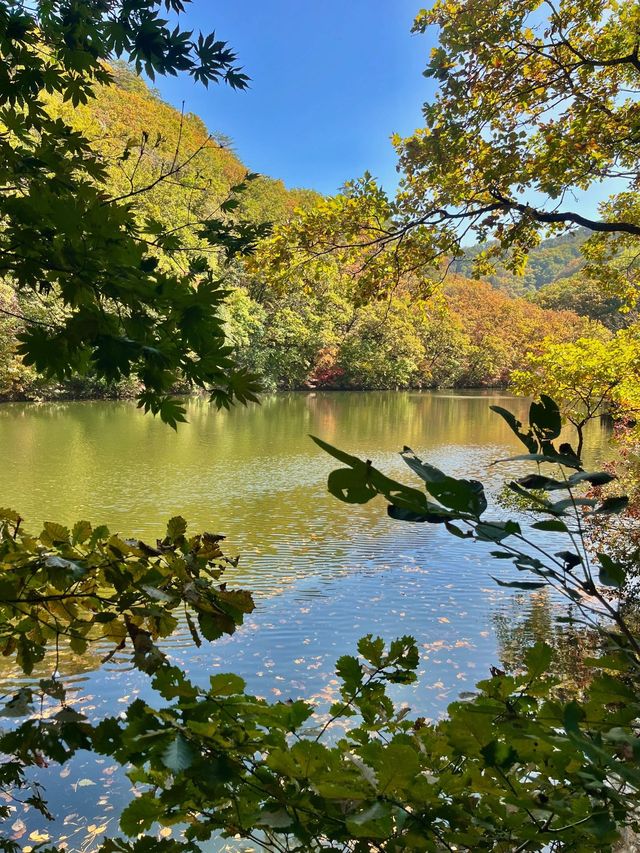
28,830,50,842
11,818,26,838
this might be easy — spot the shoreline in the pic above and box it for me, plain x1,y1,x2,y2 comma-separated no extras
0,383,512,406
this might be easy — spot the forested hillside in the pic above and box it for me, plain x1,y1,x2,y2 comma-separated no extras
454,230,587,294
0,66,600,397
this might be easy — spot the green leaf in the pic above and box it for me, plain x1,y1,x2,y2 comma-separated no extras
162,734,195,773
89,524,110,546
582,653,629,671
494,452,582,469
597,553,626,588
357,635,385,667
524,642,553,680
517,474,566,490
375,744,419,793
14,635,36,676
481,740,518,769
346,802,394,838
492,577,547,590
529,394,562,441
490,405,538,452
531,519,569,532
311,435,362,468
444,520,474,537
507,482,557,511
550,497,598,513
327,467,376,504
42,521,70,544
72,520,92,544
152,666,199,700
567,471,616,487
209,673,245,696
563,700,586,734
591,496,629,516
166,516,187,541
119,794,164,835
475,520,521,542
336,654,363,689
185,611,202,648
555,551,583,569
69,635,88,655
401,448,487,516
387,504,434,522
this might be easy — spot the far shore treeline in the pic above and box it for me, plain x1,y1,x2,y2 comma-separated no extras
0,63,618,402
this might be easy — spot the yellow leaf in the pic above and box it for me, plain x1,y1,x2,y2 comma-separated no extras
29,830,50,842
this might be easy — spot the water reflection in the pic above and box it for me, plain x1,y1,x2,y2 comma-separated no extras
493,590,602,691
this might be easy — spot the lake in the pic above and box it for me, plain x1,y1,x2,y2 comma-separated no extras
0,391,611,850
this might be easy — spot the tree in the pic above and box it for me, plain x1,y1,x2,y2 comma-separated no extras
248,173,445,302
533,275,631,331
0,0,265,427
511,333,640,457
455,230,589,295
336,298,425,389
445,277,593,386
266,1,640,297
395,0,640,271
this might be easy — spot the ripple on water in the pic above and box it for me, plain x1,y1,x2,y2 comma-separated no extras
0,392,610,850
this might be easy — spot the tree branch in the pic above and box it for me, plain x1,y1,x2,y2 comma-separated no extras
488,190,640,236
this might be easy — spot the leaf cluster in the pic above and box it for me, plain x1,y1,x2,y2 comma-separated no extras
82,637,640,851
0,511,253,675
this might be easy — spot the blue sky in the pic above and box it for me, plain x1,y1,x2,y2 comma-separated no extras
153,1,435,194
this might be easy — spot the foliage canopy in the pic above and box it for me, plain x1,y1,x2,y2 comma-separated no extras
256,0,640,303
0,0,265,426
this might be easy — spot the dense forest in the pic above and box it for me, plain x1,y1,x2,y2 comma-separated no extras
0,65,616,399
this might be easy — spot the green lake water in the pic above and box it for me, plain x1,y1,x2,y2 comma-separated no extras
0,391,612,850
